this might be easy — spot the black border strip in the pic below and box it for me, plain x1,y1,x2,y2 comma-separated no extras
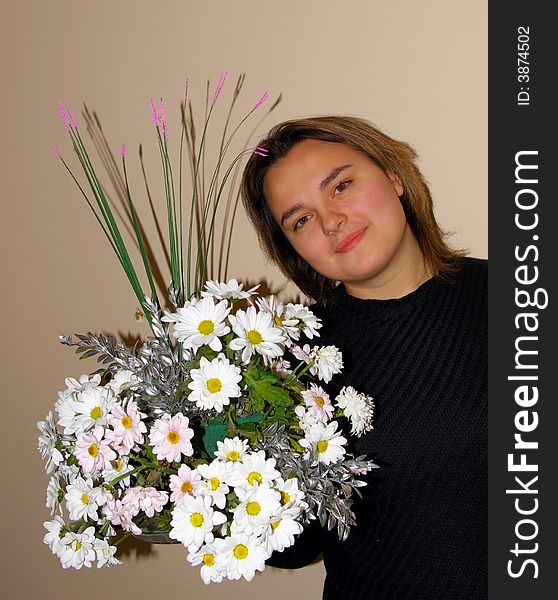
489,2,555,597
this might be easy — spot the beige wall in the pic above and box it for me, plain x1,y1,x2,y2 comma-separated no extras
0,1,486,598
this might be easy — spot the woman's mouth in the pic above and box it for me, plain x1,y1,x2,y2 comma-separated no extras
335,227,367,254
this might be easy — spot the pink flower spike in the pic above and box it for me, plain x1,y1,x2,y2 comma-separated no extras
58,102,69,130
68,108,77,128
254,147,268,157
212,72,227,104
160,98,167,139
121,144,126,158
253,91,269,110
51,144,61,158
151,99,158,126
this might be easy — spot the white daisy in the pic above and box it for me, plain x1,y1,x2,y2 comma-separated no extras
300,421,347,466
46,474,63,515
233,483,282,534
302,383,334,422
201,278,259,301
148,412,194,462
263,508,304,553
37,411,64,473
255,296,300,343
170,494,227,552
196,460,230,509
335,386,375,437
187,543,224,584
58,463,80,483
72,386,116,433
43,516,66,556
284,303,322,339
214,436,248,463
59,526,96,569
188,355,242,412
102,455,134,489
229,305,286,364
65,476,99,521
272,358,292,378
214,532,270,581
106,369,140,394
226,450,281,492
162,296,231,352
169,464,203,504
93,538,121,568
294,405,321,434
309,345,344,383
274,477,307,513
55,374,103,435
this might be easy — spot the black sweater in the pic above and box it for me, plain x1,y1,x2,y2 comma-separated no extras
271,258,487,600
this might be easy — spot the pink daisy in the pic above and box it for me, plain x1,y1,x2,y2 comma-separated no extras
102,498,141,535
148,412,194,462
108,399,147,454
74,426,116,474
122,486,169,518
169,464,203,504
301,384,334,422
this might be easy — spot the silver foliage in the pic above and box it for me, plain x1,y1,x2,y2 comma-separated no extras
258,424,378,541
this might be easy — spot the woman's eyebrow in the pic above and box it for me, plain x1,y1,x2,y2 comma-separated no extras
318,164,352,191
280,203,304,226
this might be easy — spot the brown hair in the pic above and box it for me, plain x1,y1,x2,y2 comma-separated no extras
241,115,465,301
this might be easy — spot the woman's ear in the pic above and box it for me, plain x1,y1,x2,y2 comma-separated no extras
387,171,404,197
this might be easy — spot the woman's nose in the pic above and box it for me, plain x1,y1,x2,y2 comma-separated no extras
321,209,347,236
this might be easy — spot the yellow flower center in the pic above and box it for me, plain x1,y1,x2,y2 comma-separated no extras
81,493,89,506
207,378,222,393
190,513,203,527
274,315,283,326
271,519,281,531
315,396,325,407
247,329,263,345
202,553,215,567
246,501,261,516
121,415,132,429
280,491,291,506
90,406,101,420
247,471,262,486
210,477,220,491
73,540,82,551
233,544,249,560
181,481,193,494
226,450,240,462
198,320,215,335
167,431,180,445
88,443,98,457
115,459,122,472
317,440,329,453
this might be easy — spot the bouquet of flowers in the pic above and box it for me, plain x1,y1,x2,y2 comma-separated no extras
38,74,377,583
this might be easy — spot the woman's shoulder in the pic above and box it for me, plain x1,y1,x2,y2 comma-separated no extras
449,256,487,291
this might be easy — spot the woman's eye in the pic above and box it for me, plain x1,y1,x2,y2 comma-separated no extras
293,215,310,231
334,179,351,194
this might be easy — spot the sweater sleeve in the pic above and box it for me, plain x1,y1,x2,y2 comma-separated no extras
266,519,324,569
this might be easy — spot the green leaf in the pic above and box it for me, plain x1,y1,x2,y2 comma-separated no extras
245,375,293,412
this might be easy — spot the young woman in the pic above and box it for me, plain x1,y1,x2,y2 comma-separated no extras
241,116,487,600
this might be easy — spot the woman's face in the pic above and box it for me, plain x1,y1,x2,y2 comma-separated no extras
263,139,421,297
